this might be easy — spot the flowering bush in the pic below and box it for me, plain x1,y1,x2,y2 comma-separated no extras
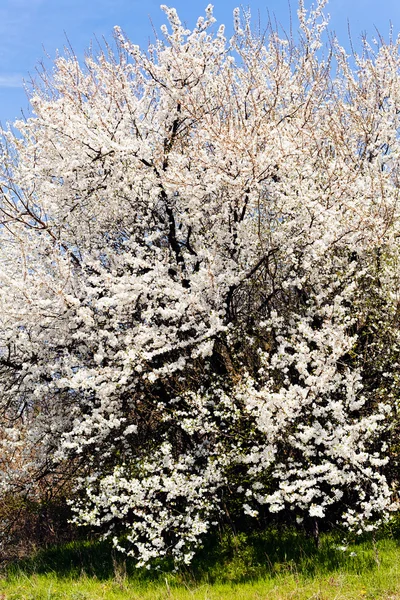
0,0,399,565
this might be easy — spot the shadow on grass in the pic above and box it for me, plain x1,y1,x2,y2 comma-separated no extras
187,527,379,583
6,525,397,586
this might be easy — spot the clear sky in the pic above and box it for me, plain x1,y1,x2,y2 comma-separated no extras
1,0,400,125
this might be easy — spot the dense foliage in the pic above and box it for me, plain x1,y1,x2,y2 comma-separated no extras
0,0,399,565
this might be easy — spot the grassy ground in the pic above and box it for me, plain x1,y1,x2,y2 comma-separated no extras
1,526,400,599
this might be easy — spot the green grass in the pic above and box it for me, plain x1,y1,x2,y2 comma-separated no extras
2,527,400,599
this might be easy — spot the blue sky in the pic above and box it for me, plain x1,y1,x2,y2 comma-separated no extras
1,0,400,125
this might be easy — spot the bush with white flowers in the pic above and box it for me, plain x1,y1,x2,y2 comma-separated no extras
0,0,399,565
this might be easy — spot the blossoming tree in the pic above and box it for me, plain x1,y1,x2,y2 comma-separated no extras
0,0,399,564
